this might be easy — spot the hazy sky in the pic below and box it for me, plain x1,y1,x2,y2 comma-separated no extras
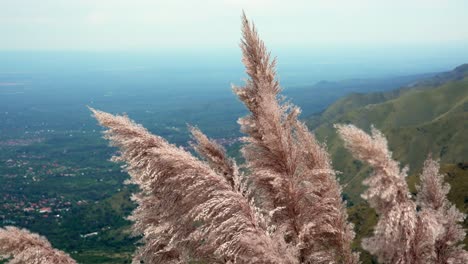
1,0,468,51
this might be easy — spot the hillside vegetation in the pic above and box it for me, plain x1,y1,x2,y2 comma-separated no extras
307,64,468,263
308,64,468,202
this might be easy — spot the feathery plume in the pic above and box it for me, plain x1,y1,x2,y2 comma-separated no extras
336,124,432,263
294,122,358,264
417,156,452,211
0,226,76,264
233,13,357,263
90,108,296,264
417,157,467,264
189,126,241,192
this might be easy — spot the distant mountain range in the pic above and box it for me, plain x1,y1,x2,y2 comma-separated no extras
286,72,436,115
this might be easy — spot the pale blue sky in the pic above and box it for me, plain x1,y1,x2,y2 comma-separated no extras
1,0,468,51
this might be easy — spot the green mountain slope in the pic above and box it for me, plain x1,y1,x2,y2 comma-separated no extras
308,64,468,263
307,64,468,202
308,64,468,129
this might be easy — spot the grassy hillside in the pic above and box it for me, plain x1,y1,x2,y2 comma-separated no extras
306,64,468,263
307,64,468,202
308,64,468,129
